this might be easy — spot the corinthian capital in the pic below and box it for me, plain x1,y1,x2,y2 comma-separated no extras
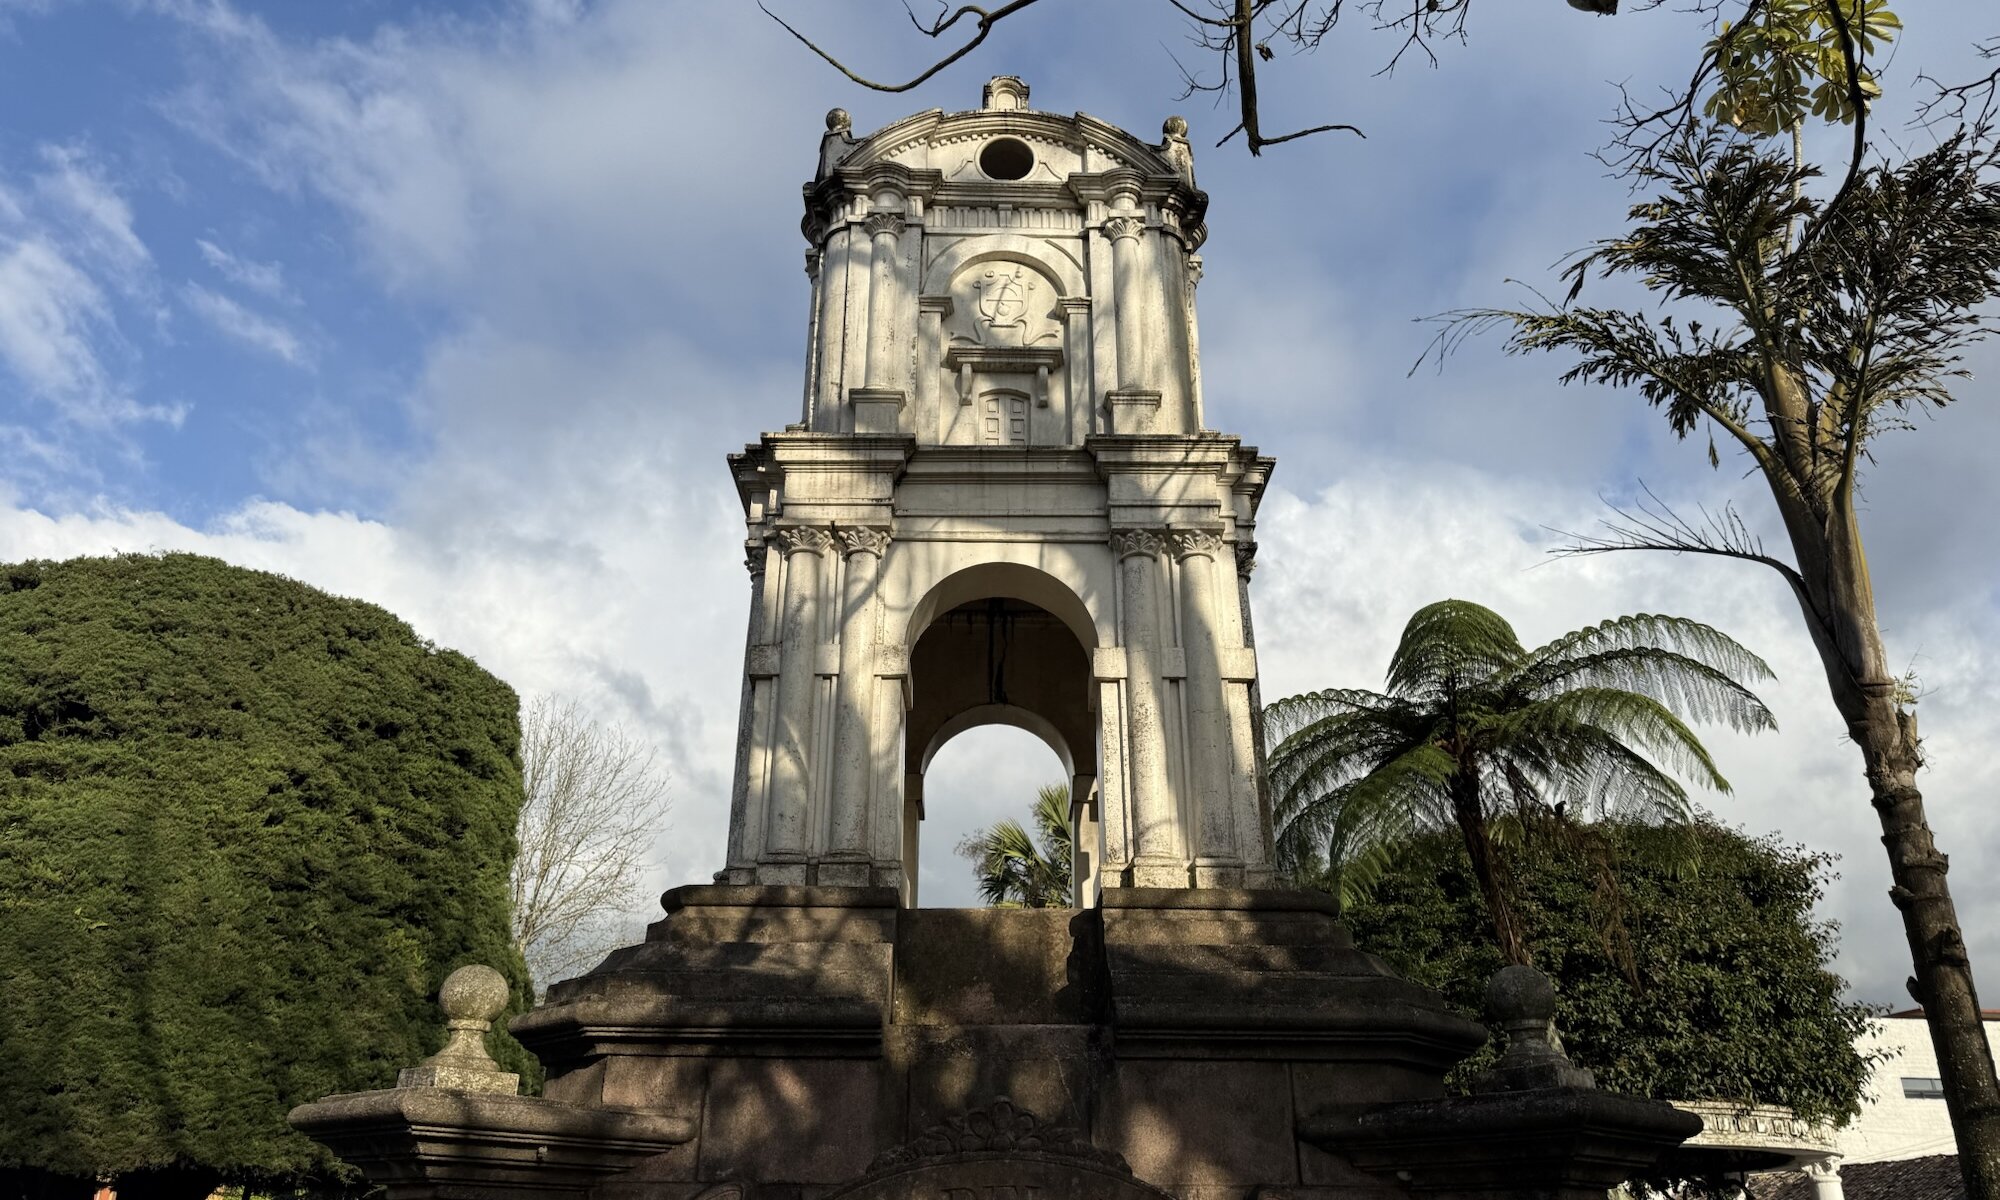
1234,540,1258,578
1103,215,1144,243
835,526,891,558
744,538,768,577
1168,528,1225,561
864,212,906,240
1110,529,1163,560
774,526,834,557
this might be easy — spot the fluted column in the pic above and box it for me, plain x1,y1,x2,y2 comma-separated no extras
826,525,890,875
1104,213,1161,433
766,525,831,860
862,211,904,389
1170,527,1240,880
725,537,773,877
1114,528,1181,883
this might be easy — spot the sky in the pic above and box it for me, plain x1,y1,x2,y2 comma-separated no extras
1,0,1996,1006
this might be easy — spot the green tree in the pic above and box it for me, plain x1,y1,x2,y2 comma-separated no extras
955,783,1074,908
1342,818,1875,1127
1265,599,1774,965
1446,124,2000,1194
0,554,533,1200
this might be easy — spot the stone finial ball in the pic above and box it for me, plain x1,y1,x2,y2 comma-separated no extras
1164,115,1189,137
1486,963,1557,1025
826,107,851,132
438,964,511,1023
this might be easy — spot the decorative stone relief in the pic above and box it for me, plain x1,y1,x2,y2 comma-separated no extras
1234,540,1258,578
744,538,767,577
1167,528,1224,560
836,526,892,558
863,212,905,240
1103,215,1144,242
947,262,1060,350
774,526,834,557
1110,529,1163,560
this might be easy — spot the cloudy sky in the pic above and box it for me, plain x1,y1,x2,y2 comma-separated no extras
2,0,1995,1004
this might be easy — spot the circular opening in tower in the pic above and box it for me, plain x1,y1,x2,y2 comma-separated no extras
979,137,1035,181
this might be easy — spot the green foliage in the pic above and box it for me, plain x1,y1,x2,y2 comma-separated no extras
956,783,1073,908
1344,818,1876,1125
0,554,534,1191
1265,600,1773,962
1704,0,1900,136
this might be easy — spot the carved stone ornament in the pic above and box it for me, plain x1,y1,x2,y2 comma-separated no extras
1168,528,1225,561
1109,529,1162,560
865,1098,1131,1175
1103,215,1144,242
744,538,767,577
864,212,906,240
836,526,892,558
774,526,834,557
1234,540,1258,578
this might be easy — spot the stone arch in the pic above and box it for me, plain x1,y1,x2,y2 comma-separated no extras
924,240,1081,299
904,560,1102,651
900,563,1100,906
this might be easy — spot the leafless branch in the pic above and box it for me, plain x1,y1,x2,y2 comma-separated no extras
1915,36,2000,127
511,697,672,991
757,0,1047,94
1600,0,1767,178
1791,0,1871,252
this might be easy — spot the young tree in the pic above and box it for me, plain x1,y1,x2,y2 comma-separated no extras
511,697,670,990
1264,599,1773,964
0,554,531,1200
955,783,1074,908
1444,125,2000,1196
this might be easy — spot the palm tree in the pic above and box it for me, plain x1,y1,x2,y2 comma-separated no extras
1265,600,1775,965
955,783,1074,908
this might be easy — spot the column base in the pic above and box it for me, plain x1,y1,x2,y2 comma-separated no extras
849,386,907,434
1104,388,1162,434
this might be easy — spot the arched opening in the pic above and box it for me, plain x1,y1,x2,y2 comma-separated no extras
917,724,1072,908
900,567,1100,907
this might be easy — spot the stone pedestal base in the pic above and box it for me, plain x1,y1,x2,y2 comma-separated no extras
301,887,1699,1200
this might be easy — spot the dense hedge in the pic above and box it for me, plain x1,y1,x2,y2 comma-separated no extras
1343,817,1875,1125
0,554,533,1197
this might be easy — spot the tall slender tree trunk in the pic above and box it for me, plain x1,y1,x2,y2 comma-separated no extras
1451,774,1530,966
1775,482,2000,1199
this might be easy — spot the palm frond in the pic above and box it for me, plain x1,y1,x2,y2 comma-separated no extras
1385,600,1527,700
1517,645,1776,734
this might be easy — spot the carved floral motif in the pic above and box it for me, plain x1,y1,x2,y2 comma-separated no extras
1168,528,1225,561
866,1098,1132,1175
744,539,767,577
774,526,834,557
863,212,906,240
836,526,892,558
1109,529,1162,560
1103,215,1144,243
1234,540,1259,578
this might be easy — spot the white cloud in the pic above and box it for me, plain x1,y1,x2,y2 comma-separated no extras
32,144,151,287
195,237,292,301
181,281,306,364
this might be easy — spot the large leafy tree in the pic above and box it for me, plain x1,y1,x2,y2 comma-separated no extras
1447,123,2000,1193
955,783,1074,908
0,554,533,1200
1343,818,1875,1128
1265,600,1773,965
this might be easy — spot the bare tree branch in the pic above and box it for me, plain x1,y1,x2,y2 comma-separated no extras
511,697,671,991
1915,36,2000,127
757,0,1046,94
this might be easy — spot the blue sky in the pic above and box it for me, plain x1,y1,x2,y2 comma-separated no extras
3,0,1997,1004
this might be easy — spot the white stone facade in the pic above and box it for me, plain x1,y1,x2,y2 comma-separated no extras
1835,1013,2000,1164
719,78,1275,904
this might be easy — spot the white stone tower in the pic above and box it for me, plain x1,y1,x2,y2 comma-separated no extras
722,77,1275,903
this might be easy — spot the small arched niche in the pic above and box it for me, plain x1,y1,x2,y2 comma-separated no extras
899,566,1100,907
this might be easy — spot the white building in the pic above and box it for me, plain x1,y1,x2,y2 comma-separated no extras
1835,1010,2000,1165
